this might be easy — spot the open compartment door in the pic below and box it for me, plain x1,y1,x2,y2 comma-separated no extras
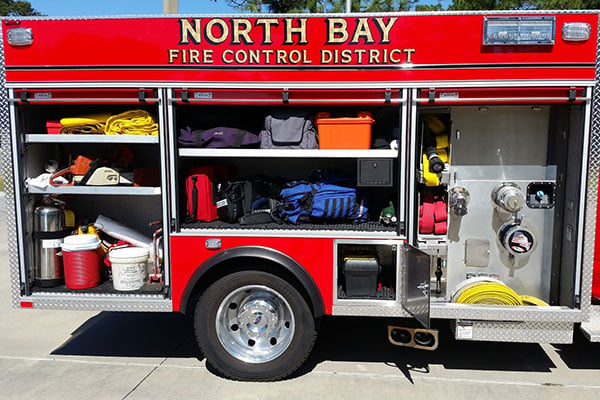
402,244,431,328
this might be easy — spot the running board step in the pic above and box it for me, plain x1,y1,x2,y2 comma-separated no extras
581,305,600,342
387,325,439,350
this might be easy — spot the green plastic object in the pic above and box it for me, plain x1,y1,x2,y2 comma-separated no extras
379,201,397,225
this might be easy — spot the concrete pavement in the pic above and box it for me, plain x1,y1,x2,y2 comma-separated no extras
1,193,600,399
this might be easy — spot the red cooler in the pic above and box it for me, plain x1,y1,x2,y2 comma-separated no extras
61,234,102,289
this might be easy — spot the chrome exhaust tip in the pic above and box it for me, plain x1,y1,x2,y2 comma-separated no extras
388,326,439,351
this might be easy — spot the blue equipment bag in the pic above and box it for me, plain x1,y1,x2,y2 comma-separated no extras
277,181,368,224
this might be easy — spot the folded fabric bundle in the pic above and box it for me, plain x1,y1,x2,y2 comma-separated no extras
59,123,105,134
419,202,435,234
420,194,447,235
105,110,158,136
433,200,447,222
60,113,110,126
59,113,110,134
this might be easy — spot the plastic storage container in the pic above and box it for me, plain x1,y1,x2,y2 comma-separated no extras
108,247,149,291
61,234,102,289
342,256,380,297
316,112,374,149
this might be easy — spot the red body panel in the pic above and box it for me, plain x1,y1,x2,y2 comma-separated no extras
3,13,599,311
3,13,597,84
169,236,337,313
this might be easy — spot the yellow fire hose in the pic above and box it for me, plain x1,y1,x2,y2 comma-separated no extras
451,277,548,306
59,113,110,134
105,110,159,136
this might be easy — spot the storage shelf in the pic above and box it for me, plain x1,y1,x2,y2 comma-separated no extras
26,186,161,195
179,148,398,158
24,134,159,144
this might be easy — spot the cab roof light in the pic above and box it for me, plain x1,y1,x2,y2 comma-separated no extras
7,27,32,46
483,16,555,45
562,22,591,42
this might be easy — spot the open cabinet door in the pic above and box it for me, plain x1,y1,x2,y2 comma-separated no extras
402,245,431,328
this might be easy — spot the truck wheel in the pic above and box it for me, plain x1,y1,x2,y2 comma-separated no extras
194,270,317,381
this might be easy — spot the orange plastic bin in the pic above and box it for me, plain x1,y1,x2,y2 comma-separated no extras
316,112,374,149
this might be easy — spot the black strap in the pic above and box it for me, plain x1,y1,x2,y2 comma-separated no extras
33,229,72,240
191,176,198,220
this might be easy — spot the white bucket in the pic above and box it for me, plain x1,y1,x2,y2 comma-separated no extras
109,247,149,291
61,234,100,251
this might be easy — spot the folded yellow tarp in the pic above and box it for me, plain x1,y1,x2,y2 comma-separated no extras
60,113,111,126
59,123,104,134
105,110,158,136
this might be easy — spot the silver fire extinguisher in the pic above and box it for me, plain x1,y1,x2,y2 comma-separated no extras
33,196,67,287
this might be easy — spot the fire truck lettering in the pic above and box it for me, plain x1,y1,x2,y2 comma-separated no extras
403,48,415,63
326,17,398,45
321,48,409,65
231,19,253,45
235,50,248,63
290,51,300,63
262,49,274,63
204,49,214,63
390,49,403,63
178,18,202,45
222,49,233,64
369,49,380,64
283,18,308,45
255,18,279,44
350,18,375,45
189,49,200,63
168,49,179,63
340,49,352,64
373,17,397,44
276,50,287,64
204,19,229,45
355,49,366,64
248,49,260,64
168,49,215,64
326,18,349,44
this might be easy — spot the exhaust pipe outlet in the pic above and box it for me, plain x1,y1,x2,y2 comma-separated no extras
388,325,439,351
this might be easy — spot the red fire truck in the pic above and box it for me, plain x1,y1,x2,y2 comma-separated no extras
2,11,600,381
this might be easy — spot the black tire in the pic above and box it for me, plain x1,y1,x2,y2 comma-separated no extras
194,270,317,381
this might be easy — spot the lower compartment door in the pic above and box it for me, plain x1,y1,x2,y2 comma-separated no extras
402,244,431,328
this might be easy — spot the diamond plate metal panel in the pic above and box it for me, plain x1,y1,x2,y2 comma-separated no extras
580,304,600,341
580,15,600,319
452,320,573,343
431,303,582,322
332,304,413,317
0,25,22,309
25,296,172,312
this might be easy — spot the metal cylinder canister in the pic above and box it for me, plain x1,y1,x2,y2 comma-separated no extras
33,199,67,287
492,182,525,213
498,222,537,257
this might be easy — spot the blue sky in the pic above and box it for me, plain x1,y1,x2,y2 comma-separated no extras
28,0,240,17
28,1,447,17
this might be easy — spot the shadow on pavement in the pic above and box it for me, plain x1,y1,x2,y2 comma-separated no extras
51,312,202,359
50,311,572,382
553,328,600,369
296,316,556,382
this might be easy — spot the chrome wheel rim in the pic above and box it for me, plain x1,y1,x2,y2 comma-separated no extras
215,285,295,363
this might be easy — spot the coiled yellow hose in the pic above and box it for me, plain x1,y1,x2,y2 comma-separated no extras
105,110,159,136
454,281,523,305
451,278,548,306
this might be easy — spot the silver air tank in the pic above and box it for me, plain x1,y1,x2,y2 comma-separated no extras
33,196,66,287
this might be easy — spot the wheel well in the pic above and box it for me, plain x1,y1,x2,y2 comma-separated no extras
182,255,324,319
